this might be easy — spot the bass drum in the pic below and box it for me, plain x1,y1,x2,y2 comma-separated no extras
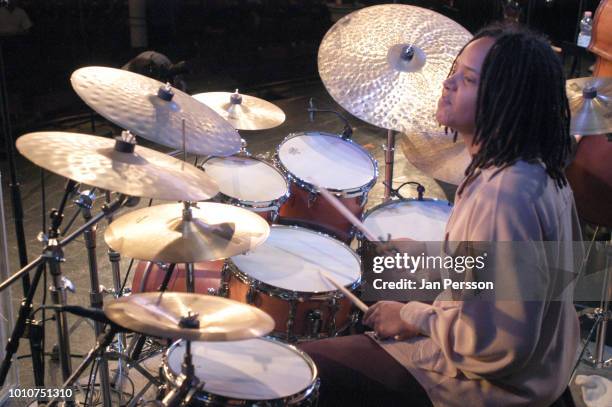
161,338,319,406
131,261,223,295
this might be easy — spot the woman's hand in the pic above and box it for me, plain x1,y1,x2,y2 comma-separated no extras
363,301,419,340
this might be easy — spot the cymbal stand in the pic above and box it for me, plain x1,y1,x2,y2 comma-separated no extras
382,130,397,202
182,201,196,293
0,183,126,387
77,189,112,407
161,313,204,407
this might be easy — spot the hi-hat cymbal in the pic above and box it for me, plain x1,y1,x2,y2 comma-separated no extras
71,66,241,156
566,77,612,135
193,91,286,130
400,129,471,186
104,292,274,341
318,4,471,133
16,132,218,201
104,202,270,263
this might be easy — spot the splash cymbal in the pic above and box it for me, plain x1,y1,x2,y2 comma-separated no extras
104,292,274,341
71,66,241,156
193,91,286,130
16,132,218,201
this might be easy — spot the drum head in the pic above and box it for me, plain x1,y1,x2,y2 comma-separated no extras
231,225,361,293
363,199,452,241
167,339,315,401
278,132,376,191
203,156,288,203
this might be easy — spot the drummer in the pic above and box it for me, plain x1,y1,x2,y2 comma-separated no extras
299,23,580,407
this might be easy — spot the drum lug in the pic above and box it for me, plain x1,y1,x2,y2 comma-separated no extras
305,309,322,338
218,265,231,298
327,295,341,337
307,191,318,208
246,285,258,305
357,192,368,208
286,300,298,342
270,208,279,223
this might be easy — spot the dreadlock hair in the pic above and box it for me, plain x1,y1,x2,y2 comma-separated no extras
450,23,571,193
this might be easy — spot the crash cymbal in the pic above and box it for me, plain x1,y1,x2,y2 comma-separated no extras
566,77,612,135
193,91,286,130
16,132,218,201
71,66,241,156
104,202,270,263
318,4,471,133
104,292,274,341
400,130,471,186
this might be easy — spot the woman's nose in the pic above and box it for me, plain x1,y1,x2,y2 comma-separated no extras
443,76,455,91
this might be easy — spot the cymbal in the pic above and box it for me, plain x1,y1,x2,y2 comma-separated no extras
104,292,274,341
71,66,241,156
318,4,471,133
566,77,612,135
193,91,286,130
16,132,218,201
104,202,270,263
400,129,471,185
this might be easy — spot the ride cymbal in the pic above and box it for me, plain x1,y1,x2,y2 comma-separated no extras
104,292,274,341
71,66,241,156
104,202,270,263
16,132,218,201
318,4,471,133
193,91,286,130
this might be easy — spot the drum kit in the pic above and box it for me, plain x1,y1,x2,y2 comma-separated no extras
1,3,610,406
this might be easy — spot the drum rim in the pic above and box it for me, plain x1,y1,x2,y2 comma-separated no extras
200,154,291,208
359,197,453,241
227,224,362,298
162,337,320,404
276,131,378,195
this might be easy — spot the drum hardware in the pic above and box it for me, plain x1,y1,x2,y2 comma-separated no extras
305,310,323,337
307,97,353,140
192,90,286,131
0,186,128,388
287,300,299,342
246,285,258,305
71,67,241,156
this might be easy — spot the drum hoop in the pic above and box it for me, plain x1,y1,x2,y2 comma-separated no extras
200,155,291,208
228,225,362,299
162,338,320,404
276,131,379,196
359,198,453,242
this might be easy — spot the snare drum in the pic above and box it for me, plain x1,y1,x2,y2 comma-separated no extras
161,338,319,406
223,225,362,341
131,261,222,295
201,155,290,222
277,132,377,241
360,198,452,247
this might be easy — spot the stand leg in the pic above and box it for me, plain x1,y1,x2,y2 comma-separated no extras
383,130,396,202
594,240,611,367
108,249,127,405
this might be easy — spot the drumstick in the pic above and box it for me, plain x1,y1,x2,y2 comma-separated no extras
319,270,369,312
315,186,380,241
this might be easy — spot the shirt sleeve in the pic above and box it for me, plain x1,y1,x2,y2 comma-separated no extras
399,179,551,379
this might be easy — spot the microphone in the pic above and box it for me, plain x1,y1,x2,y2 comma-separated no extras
308,98,315,122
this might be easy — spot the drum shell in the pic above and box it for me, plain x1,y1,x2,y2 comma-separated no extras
132,260,223,294
160,339,320,406
223,261,356,342
279,182,366,242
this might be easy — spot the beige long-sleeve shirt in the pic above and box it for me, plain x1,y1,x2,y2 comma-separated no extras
378,161,582,407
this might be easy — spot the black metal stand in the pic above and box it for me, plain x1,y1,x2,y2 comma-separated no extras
0,188,126,386
0,32,45,386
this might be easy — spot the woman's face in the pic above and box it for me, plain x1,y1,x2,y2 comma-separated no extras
435,37,496,136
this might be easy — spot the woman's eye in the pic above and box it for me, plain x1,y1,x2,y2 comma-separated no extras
464,76,476,84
